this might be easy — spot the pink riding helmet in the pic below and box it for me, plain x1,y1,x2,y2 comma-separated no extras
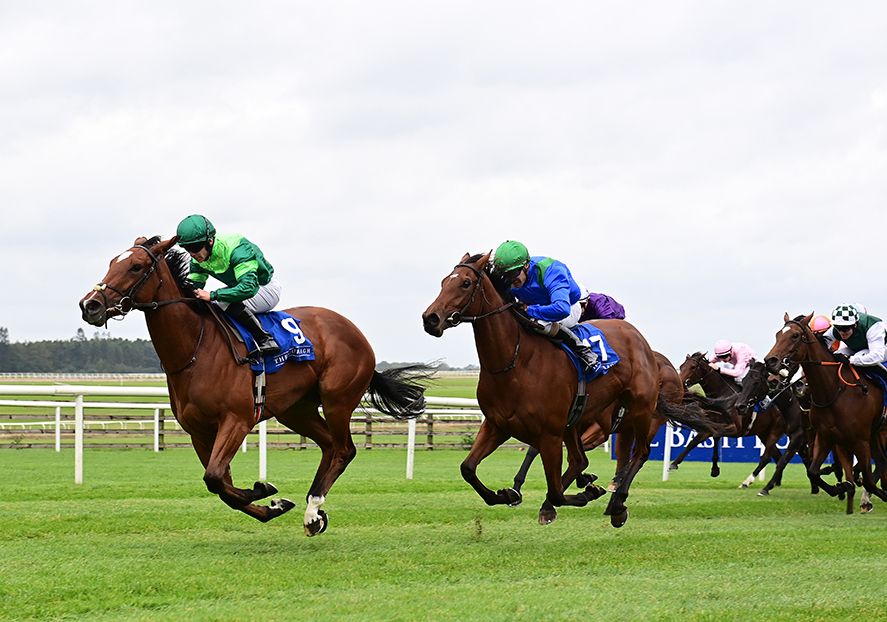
809,315,831,333
713,339,733,356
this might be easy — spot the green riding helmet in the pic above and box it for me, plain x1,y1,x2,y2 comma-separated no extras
176,215,216,246
492,240,530,274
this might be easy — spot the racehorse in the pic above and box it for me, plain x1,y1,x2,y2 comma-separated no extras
677,352,785,487
735,361,814,496
421,252,719,527
510,351,680,495
764,313,887,514
80,236,428,535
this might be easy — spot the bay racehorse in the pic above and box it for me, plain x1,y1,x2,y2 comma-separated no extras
764,313,887,514
422,252,719,527
677,352,785,487
80,236,428,535
735,361,814,496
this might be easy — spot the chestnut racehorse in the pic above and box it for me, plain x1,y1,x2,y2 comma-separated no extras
80,236,427,535
422,252,718,527
764,313,887,514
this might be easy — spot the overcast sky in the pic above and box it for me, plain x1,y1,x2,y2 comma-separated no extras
1,2,885,368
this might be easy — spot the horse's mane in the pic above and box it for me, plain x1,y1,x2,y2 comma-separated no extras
160,243,211,315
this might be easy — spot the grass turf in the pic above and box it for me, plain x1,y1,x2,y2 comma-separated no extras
1,447,885,621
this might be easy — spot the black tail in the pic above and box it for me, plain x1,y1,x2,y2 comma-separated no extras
366,365,435,420
658,394,733,436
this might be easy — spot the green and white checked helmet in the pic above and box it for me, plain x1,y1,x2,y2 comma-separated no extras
831,304,859,327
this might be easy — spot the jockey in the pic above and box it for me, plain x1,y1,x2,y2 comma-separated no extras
579,291,626,322
175,214,281,356
809,314,832,335
491,240,598,372
708,339,756,385
821,304,887,369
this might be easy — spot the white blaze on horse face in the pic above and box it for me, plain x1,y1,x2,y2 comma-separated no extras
781,326,791,334
116,250,134,263
448,273,459,279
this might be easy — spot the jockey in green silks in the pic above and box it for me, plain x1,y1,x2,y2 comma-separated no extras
175,214,281,356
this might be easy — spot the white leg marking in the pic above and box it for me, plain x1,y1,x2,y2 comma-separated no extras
304,495,325,525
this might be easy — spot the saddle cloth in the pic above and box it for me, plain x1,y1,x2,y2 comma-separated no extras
559,322,620,383
228,310,315,373
860,362,887,414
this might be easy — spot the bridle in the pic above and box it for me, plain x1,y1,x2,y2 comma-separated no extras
89,243,208,374
447,262,519,374
684,353,738,395
773,319,867,408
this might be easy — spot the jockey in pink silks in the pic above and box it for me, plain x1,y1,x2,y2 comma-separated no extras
708,339,757,385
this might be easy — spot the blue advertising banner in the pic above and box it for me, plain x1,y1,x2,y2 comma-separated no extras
612,424,802,463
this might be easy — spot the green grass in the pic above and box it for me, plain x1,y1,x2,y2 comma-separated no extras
1,448,885,621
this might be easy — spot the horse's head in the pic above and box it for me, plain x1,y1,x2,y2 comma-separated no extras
736,360,773,415
422,251,498,337
764,312,814,375
679,352,711,390
79,236,179,326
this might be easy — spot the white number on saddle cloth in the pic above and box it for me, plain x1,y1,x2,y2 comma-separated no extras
580,334,608,361
281,317,307,344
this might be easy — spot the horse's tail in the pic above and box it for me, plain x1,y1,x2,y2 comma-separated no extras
366,364,435,420
657,393,733,436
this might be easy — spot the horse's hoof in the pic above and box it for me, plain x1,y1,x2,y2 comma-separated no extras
499,488,522,507
254,481,279,497
576,472,599,488
860,503,874,514
710,467,720,478
585,484,608,501
610,508,629,528
271,498,295,514
538,509,557,525
757,489,770,497
668,463,679,472
304,509,328,537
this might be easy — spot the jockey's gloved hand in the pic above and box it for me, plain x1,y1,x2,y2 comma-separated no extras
833,352,851,365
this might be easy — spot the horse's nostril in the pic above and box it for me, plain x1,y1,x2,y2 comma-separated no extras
424,313,440,327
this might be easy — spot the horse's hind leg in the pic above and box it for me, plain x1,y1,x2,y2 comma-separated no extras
512,446,539,496
275,403,338,536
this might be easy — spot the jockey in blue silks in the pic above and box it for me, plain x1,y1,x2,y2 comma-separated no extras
491,240,599,372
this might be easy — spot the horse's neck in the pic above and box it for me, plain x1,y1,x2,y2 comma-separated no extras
798,341,839,401
470,286,525,375
698,367,736,397
143,266,208,375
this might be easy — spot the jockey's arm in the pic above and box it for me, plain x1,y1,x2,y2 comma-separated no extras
526,282,572,322
849,321,887,366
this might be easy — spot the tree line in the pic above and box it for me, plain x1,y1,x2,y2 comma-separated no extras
0,327,161,373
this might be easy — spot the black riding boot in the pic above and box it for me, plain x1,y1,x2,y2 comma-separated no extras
227,302,280,356
555,325,599,372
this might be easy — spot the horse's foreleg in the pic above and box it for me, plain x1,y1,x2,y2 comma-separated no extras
194,423,294,523
711,439,721,478
460,420,517,506
758,434,802,496
807,435,840,498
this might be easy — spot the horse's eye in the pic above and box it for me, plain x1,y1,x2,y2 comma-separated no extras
790,332,799,341
130,264,143,273
461,279,472,289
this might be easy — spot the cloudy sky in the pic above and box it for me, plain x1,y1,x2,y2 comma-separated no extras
1,2,885,368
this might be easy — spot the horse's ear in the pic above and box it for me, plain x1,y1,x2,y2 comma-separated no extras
460,252,471,263
154,238,178,254
803,312,814,326
476,250,492,269
783,312,790,323
134,236,148,246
